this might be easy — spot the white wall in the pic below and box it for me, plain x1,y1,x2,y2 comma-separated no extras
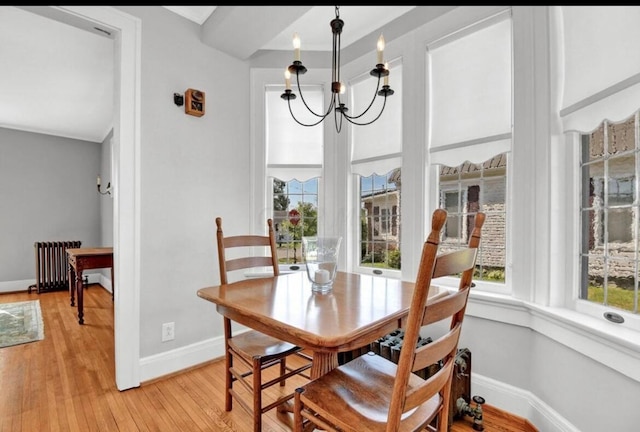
114,6,253,360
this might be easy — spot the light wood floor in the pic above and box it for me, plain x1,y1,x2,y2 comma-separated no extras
0,286,535,431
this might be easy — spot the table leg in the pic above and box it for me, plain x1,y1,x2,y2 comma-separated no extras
69,263,76,307
111,266,115,301
76,270,84,325
310,352,339,380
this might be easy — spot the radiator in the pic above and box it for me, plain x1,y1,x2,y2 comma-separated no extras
28,241,82,294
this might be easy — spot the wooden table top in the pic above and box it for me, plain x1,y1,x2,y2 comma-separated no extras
197,271,446,355
67,247,113,257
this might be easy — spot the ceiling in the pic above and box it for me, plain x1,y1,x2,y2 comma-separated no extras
0,6,417,143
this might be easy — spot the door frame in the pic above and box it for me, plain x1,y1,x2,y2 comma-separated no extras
57,6,141,391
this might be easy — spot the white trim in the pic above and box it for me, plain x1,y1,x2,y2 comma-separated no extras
0,280,34,293
57,6,141,391
427,9,512,52
466,292,640,383
472,373,581,432
140,336,225,383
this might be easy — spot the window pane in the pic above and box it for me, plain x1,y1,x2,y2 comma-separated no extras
359,169,401,270
438,153,507,284
607,208,634,245
273,177,319,264
608,155,635,205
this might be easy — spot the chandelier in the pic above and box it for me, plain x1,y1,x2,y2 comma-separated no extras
281,6,394,133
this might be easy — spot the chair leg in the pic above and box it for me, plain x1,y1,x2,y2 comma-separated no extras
280,358,287,386
225,349,233,412
293,388,303,432
253,359,262,432
438,382,453,432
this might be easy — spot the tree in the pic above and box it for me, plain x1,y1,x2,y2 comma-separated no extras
273,179,289,211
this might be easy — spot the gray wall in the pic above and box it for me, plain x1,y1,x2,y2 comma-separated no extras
0,127,102,288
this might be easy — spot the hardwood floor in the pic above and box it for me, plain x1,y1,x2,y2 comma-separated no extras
0,286,535,431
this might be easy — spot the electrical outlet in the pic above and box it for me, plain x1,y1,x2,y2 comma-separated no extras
162,322,175,342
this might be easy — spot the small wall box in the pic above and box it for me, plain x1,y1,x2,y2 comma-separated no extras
185,88,205,117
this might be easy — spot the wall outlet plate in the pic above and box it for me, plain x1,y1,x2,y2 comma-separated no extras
162,322,175,342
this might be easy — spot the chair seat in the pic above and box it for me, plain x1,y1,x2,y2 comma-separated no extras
298,353,442,431
229,329,303,361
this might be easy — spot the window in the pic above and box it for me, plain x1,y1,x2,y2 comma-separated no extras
579,114,639,313
351,62,403,274
428,13,512,290
555,6,640,324
360,171,401,269
265,84,324,267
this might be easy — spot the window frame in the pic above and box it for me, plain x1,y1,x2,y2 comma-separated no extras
429,156,511,296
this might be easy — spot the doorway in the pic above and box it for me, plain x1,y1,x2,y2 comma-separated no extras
46,6,141,391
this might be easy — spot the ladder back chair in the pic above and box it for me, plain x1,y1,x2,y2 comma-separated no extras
293,209,485,432
216,217,312,432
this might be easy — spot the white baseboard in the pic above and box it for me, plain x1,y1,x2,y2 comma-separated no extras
0,279,35,293
472,373,580,432
98,274,112,293
1,274,107,294
139,335,225,383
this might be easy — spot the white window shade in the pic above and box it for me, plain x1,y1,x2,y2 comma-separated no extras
430,137,511,167
429,16,512,167
266,86,323,181
558,6,640,132
350,64,402,176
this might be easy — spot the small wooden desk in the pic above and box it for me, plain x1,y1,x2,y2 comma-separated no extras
67,247,114,325
197,271,446,379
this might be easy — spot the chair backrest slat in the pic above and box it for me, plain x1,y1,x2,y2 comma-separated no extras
225,256,276,273
419,286,470,327
412,322,462,373
224,235,272,248
432,248,478,279
405,354,456,413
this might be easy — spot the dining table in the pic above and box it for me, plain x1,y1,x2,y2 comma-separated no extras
197,270,447,380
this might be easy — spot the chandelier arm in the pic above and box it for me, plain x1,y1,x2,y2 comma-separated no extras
340,76,382,121
294,71,335,119
287,96,334,127
342,94,388,126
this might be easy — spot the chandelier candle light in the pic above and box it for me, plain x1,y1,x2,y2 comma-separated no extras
281,6,394,133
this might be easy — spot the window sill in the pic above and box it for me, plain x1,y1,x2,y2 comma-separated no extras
462,290,640,383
